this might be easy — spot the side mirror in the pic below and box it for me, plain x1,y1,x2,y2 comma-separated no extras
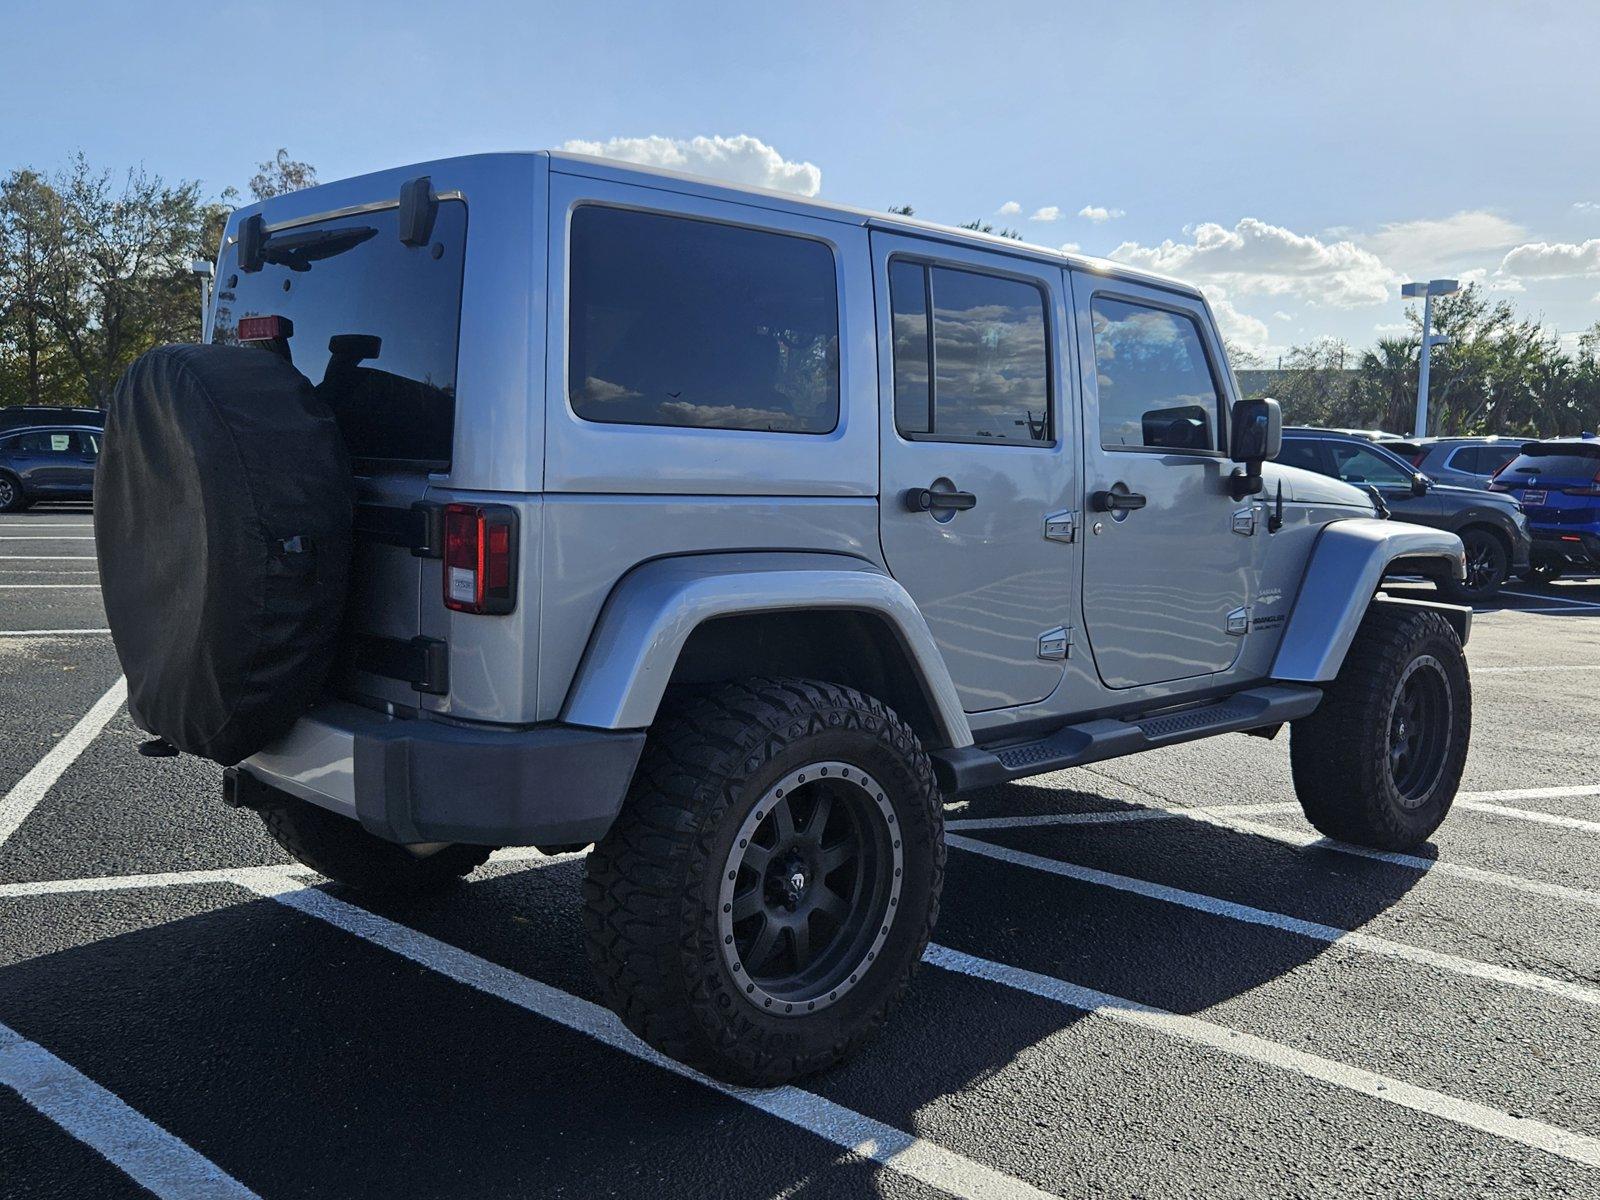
1227,397,1282,498
1230,397,1282,465
1411,473,1429,497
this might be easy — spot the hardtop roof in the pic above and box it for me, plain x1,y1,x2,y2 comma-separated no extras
232,150,1203,302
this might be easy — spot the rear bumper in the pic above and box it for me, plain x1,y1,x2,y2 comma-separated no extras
236,702,646,846
1531,530,1600,566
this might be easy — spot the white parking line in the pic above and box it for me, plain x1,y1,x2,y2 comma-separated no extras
922,945,1600,1169
0,1021,260,1199
240,869,1054,1200
1459,802,1600,835
0,677,126,851
0,522,94,527
1464,784,1600,802
0,556,97,561
0,629,111,638
0,535,95,540
8,859,1600,1171
1473,663,1600,673
1500,589,1600,610
0,583,101,589
951,796,1600,909
944,834,1600,1010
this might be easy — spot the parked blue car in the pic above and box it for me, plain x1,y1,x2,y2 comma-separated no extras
1490,436,1600,580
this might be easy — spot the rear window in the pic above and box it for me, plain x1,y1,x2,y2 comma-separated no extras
1502,446,1600,479
213,200,467,469
568,206,840,434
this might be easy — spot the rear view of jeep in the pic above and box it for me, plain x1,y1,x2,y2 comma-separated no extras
97,152,1473,1088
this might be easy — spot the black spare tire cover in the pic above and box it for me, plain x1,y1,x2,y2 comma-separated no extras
97,343,354,765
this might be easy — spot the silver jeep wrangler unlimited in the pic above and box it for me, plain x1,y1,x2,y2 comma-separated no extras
176,153,1475,1085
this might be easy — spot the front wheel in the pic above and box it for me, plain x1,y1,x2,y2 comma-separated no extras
1439,528,1508,603
583,678,944,1086
0,474,28,513
1290,606,1470,850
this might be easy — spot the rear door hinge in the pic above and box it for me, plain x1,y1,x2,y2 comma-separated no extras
1038,625,1074,660
1044,510,1078,543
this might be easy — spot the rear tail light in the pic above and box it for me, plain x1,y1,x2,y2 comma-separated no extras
443,503,517,614
237,315,293,342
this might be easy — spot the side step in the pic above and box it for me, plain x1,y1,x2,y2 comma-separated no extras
932,684,1323,795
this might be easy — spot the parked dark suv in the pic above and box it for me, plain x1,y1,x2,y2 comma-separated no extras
1282,427,1530,601
0,425,102,511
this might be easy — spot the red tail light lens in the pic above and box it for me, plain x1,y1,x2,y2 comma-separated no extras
443,503,517,614
237,315,293,342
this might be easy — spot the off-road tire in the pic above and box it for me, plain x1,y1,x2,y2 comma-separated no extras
1290,606,1470,850
583,677,944,1086
258,794,492,894
1439,527,1508,603
0,474,28,513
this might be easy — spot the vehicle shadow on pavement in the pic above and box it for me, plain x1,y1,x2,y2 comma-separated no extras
0,789,1431,1195
0,882,897,1199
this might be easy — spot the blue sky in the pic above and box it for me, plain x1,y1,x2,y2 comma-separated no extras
7,0,1599,361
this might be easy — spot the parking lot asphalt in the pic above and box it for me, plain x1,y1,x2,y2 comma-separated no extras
1,503,1597,1200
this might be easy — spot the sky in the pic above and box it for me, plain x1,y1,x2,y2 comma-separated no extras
6,0,1599,364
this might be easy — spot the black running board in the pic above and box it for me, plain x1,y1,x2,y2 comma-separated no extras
932,684,1323,795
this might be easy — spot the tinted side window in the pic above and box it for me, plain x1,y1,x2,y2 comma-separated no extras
891,261,1050,444
1330,442,1411,486
9,430,70,453
1090,298,1222,451
1277,438,1326,474
568,207,840,434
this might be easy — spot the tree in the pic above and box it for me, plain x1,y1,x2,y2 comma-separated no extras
958,218,1022,240
37,155,207,405
248,148,317,201
0,169,74,406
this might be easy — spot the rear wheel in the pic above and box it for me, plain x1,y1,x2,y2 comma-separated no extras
1523,559,1565,584
0,474,28,513
583,678,943,1086
258,794,492,894
1290,606,1470,850
1439,527,1508,603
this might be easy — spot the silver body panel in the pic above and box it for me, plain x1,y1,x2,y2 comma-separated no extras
225,151,1470,837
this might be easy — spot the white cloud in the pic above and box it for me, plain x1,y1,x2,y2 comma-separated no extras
1202,287,1270,357
1273,311,1293,321
1364,210,1525,265
1030,205,1061,222
1058,241,1082,254
1575,201,1600,213
1457,266,1525,293
1108,217,1397,307
1373,321,1411,338
559,134,822,196
996,200,1021,216
1499,238,1600,278
1078,204,1126,223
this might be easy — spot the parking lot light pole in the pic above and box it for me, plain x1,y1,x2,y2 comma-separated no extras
1401,279,1459,437
189,259,214,343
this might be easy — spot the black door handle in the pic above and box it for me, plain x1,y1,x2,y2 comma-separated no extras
904,486,978,513
1090,488,1148,513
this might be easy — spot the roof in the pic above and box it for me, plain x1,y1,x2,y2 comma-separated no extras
231,150,1203,303
544,150,1201,298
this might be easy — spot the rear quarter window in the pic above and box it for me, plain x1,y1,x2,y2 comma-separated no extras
213,200,467,469
567,206,840,434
